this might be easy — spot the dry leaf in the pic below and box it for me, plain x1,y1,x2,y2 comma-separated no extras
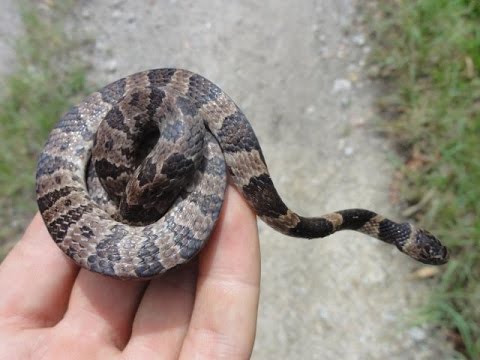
410,266,441,279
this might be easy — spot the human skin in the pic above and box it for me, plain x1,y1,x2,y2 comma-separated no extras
0,186,260,359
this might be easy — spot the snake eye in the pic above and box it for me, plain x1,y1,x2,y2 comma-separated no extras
439,246,449,262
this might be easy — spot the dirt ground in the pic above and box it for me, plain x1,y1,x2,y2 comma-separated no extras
0,0,454,358
0,0,20,81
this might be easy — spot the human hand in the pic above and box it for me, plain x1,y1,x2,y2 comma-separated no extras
0,186,260,359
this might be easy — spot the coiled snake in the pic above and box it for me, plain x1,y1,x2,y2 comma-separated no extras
36,69,449,279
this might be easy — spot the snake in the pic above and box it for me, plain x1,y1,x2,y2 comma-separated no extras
36,68,449,279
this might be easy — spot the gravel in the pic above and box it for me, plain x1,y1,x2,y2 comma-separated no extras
0,0,21,82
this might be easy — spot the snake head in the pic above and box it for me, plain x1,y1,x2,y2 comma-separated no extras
402,227,449,265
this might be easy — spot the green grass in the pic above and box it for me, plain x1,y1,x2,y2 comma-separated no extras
0,1,88,253
365,0,480,358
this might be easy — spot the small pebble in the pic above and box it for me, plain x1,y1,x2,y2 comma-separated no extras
352,33,366,46
112,9,121,19
105,59,118,73
340,96,350,108
81,9,91,19
408,327,427,342
305,105,316,114
127,15,136,24
332,78,352,93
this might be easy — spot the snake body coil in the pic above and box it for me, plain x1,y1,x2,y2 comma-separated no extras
36,69,449,279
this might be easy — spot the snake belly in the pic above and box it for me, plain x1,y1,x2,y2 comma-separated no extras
36,68,449,279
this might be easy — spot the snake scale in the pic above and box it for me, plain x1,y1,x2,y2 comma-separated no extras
36,68,449,279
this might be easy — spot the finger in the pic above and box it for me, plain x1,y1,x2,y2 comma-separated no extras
123,261,197,358
0,213,78,329
180,186,260,359
58,270,147,350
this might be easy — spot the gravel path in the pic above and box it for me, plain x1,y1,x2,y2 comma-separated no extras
1,0,453,358
0,0,20,82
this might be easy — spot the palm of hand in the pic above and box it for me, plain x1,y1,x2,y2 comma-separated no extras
0,188,260,359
